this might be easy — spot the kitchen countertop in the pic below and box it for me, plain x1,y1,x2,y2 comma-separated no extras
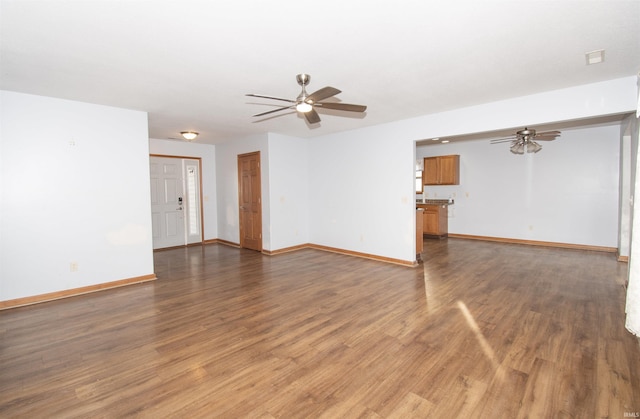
416,199,454,206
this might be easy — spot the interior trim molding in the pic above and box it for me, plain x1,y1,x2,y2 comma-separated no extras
153,243,204,252
263,244,310,255
448,233,618,254
306,244,417,267
216,239,241,248
0,274,157,311
222,241,417,267
164,233,620,270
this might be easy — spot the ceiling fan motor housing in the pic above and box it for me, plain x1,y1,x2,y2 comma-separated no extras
296,73,311,86
296,74,311,104
517,127,535,141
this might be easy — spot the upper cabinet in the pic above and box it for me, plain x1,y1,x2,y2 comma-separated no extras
423,155,460,185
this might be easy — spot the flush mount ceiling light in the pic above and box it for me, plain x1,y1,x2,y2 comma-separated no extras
585,49,605,65
180,131,199,141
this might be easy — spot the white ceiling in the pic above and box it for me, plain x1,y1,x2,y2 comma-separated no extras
2,0,639,145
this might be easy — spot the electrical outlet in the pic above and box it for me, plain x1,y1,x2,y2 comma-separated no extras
70,262,78,272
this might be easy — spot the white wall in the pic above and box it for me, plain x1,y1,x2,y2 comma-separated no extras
308,129,416,262
391,77,637,142
1,91,154,301
213,132,312,252
149,138,218,241
267,133,310,250
215,133,270,247
417,124,621,247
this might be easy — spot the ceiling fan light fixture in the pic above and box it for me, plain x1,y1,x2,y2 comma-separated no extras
510,142,525,154
180,131,199,141
296,102,312,113
527,141,542,153
492,127,560,155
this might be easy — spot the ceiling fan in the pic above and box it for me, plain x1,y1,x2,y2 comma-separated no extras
246,74,367,124
490,127,561,154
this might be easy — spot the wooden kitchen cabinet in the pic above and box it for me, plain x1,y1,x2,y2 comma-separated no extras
416,209,424,260
423,157,439,185
420,204,448,238
423,155,459,185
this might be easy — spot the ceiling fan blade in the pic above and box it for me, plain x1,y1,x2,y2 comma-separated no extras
490,137,517,144
246,93,296,103
253,105,295,117
306,86,341,103
534,132,561,141
316,102,367,112
304,108,321,124
536,130,561,136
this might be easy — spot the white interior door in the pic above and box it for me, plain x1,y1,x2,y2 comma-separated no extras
150,157,185,249
150,156,202,249
150,156,203,249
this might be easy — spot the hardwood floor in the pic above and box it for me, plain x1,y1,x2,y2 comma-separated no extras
1,239,639,417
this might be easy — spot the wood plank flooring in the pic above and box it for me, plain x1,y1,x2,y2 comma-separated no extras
1,239,639,417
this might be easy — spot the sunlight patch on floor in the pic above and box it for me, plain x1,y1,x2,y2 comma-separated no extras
457,300,505,382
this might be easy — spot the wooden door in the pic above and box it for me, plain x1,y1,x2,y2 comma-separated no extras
238,152,262,251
